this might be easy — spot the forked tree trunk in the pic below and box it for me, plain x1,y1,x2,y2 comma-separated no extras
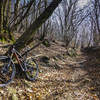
14,0,62,51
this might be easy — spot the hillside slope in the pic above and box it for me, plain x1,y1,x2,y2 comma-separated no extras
0,41,100,100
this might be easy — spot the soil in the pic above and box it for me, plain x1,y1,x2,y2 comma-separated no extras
0,41,100,100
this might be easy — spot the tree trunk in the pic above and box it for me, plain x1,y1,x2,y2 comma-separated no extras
0,0,3,33
14,0,62,51
0,1,2,32
0,0,14,41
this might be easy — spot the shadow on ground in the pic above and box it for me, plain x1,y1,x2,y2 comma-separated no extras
82,47,100,99
66,47,100,99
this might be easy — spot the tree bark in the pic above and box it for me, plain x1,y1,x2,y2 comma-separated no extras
14,0,62,51
0,0,14,41
0,0,3,33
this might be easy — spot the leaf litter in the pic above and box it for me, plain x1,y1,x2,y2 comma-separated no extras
0,41,100,100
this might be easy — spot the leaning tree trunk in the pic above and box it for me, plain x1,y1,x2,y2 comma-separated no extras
14,0,62,51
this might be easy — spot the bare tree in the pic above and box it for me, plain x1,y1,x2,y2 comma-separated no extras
13,0,62,51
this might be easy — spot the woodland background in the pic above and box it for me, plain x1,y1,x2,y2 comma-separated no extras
0,0,100,99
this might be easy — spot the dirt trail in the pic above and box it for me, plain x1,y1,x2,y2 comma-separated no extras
0,41,100,100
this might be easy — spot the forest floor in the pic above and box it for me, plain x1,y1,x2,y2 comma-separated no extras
0,41,100,100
